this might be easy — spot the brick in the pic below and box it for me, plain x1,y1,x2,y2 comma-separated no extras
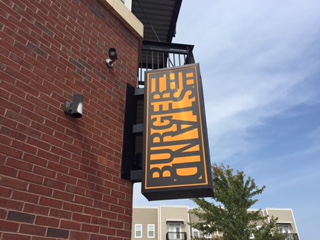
60,157,80,169
33,166,56,178
56,173,76,185
47,228,69,239
0,208,8,219
83,206,101,217
9,94,35,113
0,198,23,212
49,208,71,220
0,164,18,177
15,81,41,98
110,204,124,214
101,211,117,220
74,195,93,206
110,189,126,199
100,226,116,236
0,81,15,98
36,149,59,163
6,157,33,172
39,196,63,209
94,184,111,196
81,223,99,233
66,184,86,195
52,189,74,202
23,153,48,167
0,176,28,191
63,202,83,213
12,191,39,204
20,223,46,236
18,171,44,184
2,233,31,240
79,164,97,176
69,231,90,240
72,213,91,223
93,200,110,211
0,127,27,145
31,237,56,240
116,229,131,238
109,220,124,229
35,216,59,227
91,216,109,226
43,178,66,190
12,140,38,155
53,130,74,144
51,146,72,159
43,119,66,133
85,190,102,201
60,219,81,231
26,137,51,151
34,20,55,37
23,203,49,216
69,168,87,179
31,121,54,136
27,42,48,59
7,211,35,223
89,234,107,240
28,183,52,197
62,142,82,155
0,219,19,232
25,94,49,111
0,154,6,165
47,161,68,174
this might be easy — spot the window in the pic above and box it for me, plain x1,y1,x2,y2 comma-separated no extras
204,232,212,239
192,228,200,238
202,224,212,239
280,225,291,234
135,224,142,238
168,223,182,239
148,224,155,238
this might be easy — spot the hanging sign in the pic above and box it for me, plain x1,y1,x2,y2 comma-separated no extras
142,63,213,201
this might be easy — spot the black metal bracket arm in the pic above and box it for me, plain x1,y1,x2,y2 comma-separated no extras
121,84,144,182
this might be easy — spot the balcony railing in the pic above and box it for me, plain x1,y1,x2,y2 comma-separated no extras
166,232,187,240
138,40,195,85
288,233,299,240
251,233,299,240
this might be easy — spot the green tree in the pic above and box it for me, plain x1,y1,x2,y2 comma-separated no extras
190,164,287,240
253,216,288,240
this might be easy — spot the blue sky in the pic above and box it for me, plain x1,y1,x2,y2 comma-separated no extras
133,1,320,239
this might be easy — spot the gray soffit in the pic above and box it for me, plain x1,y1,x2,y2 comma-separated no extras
132,0,183,42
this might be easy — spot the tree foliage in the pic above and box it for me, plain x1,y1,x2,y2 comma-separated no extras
190,164,288,240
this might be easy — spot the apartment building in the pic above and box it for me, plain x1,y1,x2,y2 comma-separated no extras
132,206,300,240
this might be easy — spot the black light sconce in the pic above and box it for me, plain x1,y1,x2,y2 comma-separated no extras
65,94,84,118
106,48,118,68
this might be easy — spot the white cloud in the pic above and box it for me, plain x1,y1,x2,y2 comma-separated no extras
173,0,320,162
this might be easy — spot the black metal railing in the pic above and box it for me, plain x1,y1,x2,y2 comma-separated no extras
288,233,299,240
251,233,299,240
138,40,195,85
166,232,187,240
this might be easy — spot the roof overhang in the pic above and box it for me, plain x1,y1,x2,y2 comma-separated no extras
132,0,183,42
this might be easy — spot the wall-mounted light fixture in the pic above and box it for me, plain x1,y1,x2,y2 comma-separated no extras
65,94,84,118
106,48,118,68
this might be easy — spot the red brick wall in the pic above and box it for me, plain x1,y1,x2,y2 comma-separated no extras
0,0,140,239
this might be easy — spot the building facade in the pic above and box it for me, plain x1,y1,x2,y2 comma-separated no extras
1,1,144,239
1,0,191,239
132,206,300,240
